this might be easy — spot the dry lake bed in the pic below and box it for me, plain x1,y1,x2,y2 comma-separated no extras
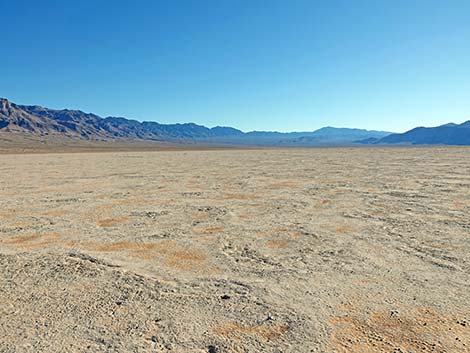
0,147,469,352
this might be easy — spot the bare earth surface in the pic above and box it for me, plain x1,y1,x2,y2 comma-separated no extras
0,147,469,352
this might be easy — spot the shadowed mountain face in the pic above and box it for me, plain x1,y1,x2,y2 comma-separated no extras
0,98,73,136
0,98,392,145
0,98,241,141
364,121,470,145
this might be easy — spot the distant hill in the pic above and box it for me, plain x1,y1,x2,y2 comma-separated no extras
290,127,390,144
362,121,470,145
245,127,390,141
0,97,392,146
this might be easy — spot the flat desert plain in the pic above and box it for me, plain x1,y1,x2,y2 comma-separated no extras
0,147,469,353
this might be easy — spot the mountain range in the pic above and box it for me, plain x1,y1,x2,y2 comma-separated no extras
1,97,469,146
362,121,470,145
0,98,391,146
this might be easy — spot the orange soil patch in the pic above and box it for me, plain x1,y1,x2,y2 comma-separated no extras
25,233,60,250
329,307,470,353
335,224,355,234
314,199,330,209
97,217,129,227
70,240,213,273
69,240,174,258
266,180,298,189
3,232,60,250
198,226,224,234
100,203,115,210
0,192,19,197
2,229,212,273
192,213,210,221
164,248,206,270
256,231,270,238
237,214,252,219
453,200,469,209
0,214,14,220
3,233,42,245
200,235,218,243
266,238,290,249
4,208,19,212
186,184,205,191
329,188,344,195
186,178,200,185
7,220,27,228
215,323,288,342
291,231,301,239
41,210,70,216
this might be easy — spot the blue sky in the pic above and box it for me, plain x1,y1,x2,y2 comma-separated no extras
2,0,469,132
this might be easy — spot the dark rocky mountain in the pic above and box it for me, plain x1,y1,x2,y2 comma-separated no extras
367,121,470,145
0,98,241,141
0,98,76,136
1,97,392,145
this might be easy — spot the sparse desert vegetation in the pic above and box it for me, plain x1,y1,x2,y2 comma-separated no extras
1,147,469,352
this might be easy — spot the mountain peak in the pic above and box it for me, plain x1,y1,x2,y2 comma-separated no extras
0,98,15,114
0,97,11,106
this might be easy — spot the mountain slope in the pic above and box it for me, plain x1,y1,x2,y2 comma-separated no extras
374,121,470,145
0,99,75,136
1,97,392,145
1,98,243,141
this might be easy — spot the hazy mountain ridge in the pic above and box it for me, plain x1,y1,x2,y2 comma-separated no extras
2,97,469,146
361,121,470,145
0,97,392,145
294,127,390,143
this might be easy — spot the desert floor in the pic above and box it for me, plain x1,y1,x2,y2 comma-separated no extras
0,147,469,352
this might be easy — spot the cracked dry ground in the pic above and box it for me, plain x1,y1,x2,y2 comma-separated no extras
0,147,469,353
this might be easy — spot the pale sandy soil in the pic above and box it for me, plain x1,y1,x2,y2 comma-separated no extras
0,131,242,154
0,147,469,352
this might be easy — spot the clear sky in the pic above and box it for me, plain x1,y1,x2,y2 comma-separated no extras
2,0,469,132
